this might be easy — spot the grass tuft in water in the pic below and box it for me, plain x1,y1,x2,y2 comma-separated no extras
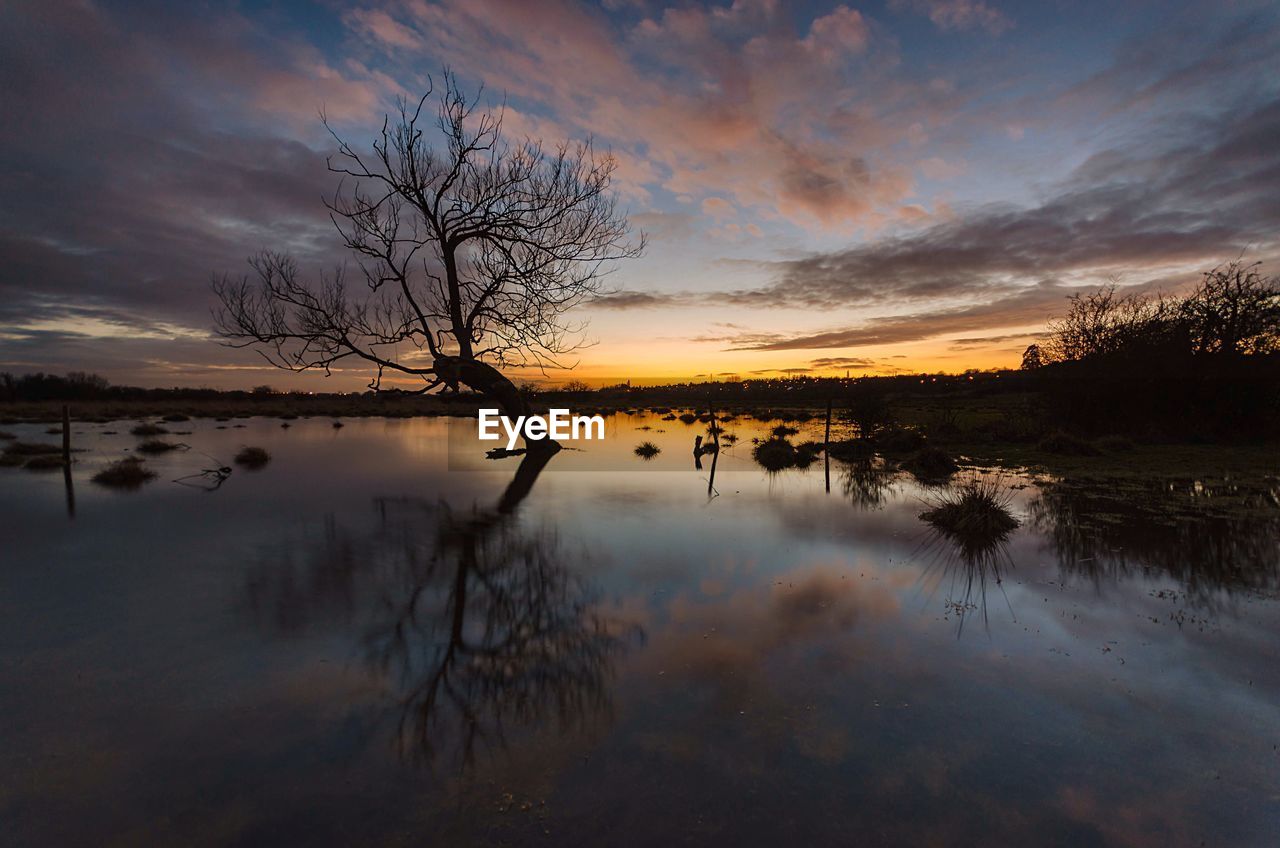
136,440,184,455
130,423,168,437
234,446,272,469
634,441,661,459
921,477,1019,540
1,441,62,467
92,457,156,489
22,454,67,471
902,445,959,481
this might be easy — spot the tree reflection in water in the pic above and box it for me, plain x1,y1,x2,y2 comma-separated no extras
243,451,642,769
839,456,895,510
1029,477,1280,604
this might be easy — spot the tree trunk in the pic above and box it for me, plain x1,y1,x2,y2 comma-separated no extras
434,355,561,454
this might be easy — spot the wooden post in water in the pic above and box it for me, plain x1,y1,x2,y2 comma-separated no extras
62,404,71,461
824,397,832,493
706,399,720,499
62,404,75,518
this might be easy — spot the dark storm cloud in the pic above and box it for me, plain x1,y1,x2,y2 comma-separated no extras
757,97,1280,311
0,2,385,382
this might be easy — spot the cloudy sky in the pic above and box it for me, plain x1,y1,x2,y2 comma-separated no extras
2,0,1278,389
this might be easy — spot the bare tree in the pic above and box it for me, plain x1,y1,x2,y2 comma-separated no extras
213,72,644,448
1179,261,1280,356
1043,285,1169,362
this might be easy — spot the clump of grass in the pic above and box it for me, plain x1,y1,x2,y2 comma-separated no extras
45,427,62,435
22,454,66,471
920,477,1019,540
772,425,799,437
162,413,190,422
722,433,739,444
136,439,184,455
825,438,874,463
677,412,698,424
234,446,271,469
902,445,959,481
1095,434,1135,453
794,441,823,468
92,457,156,489
706,423,723,435
332,420,344,428
1,441,61,456
1037,430,1102,456
753,437,807,471
1,441,62,467
130,423,168,437
661,414,677,421
0,431,15,440
875,427,925,453
634,441,661,459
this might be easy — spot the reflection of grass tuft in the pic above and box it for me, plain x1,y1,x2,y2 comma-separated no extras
234,446,271,469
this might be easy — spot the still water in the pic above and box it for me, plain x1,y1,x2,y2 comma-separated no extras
2,414,1278,846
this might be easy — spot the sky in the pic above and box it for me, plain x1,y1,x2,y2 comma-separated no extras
1,0,1278,390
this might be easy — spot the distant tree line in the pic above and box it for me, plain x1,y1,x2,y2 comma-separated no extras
1025,261,1280,439
1033,261,1280,364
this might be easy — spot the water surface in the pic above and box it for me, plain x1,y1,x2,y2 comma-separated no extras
2,414,1278,846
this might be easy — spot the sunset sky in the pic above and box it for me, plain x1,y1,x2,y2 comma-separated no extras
2,0,1278,389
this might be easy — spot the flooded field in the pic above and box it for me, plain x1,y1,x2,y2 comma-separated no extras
2,413,1279,846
